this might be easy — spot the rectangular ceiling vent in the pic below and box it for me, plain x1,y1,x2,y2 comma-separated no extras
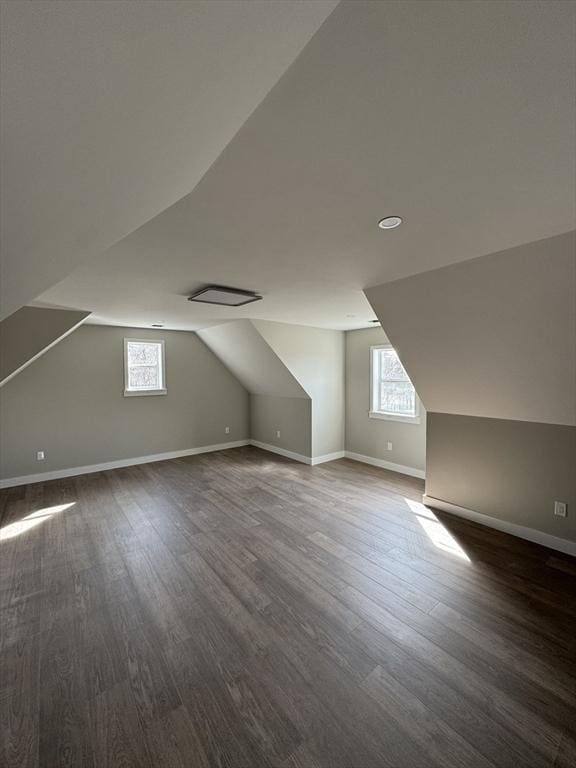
188,285,262,307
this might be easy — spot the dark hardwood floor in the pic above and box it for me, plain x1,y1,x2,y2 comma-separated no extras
1,446,575,767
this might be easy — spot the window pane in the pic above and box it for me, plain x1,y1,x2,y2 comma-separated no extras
128,365,160,390
380,381,416,415
379,349,409,381
127,342,159,365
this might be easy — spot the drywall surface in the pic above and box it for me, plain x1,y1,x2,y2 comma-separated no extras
0,325,249,480
250,395,312,457
1,0,337,319
35,0,576,332
200,319,344,459
365,231,576,426
426,413,576,542
0,306,90,385
345,327,426,472
197,320,308,398
253,320,344,458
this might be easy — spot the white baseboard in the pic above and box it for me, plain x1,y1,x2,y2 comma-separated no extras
344,451,426,479
0,440,251,489
249,441,345,466
311,451,346,465
0,441,376,488
423,494,576,557
249,440,312,465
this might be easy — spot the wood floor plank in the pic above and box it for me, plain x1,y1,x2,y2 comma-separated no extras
342,587,564,765
1,446,575,767
90,681,152,768
143,705,211,768
108,598,182,728
352,620,547,768
0,621,39,768
362,664,495,768
189,531,272,613
38,602,95,767
429,601,576,705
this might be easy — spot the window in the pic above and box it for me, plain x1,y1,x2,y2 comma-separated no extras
370,345,419,422
124,339,166,396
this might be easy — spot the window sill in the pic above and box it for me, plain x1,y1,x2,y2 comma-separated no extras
124,389,167,397
369,411,420,424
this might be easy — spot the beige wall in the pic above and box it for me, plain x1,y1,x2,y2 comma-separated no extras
426,413,576,542
365,231,576,426
365,232,576,546
345,327,426,472
254,320,344,458
0,306,90,385
0,325,249,480
199,318,344,458
197,320,308,398
250,395,312,457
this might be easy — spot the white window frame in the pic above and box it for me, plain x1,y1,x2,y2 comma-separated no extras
123,338,167,397
369,344,420,424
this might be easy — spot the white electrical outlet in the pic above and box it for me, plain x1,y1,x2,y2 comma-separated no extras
276,430,281,439
37,451,45,461
554,501,567,518
386,441,393,451
225,426,230,434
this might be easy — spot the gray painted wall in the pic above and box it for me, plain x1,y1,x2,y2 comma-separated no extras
426,413,576,542
345,327,426,472
197,320,308,398
364,232,576,545
0,325,249,479
0,305,90,385
365,231,576,426
254,320,344,458
250,395,312,457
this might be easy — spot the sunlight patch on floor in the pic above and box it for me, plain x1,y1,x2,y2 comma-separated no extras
0,502,76,542
404,498,470,561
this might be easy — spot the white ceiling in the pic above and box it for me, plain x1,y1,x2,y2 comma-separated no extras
8,1,576,331
0,0,338,319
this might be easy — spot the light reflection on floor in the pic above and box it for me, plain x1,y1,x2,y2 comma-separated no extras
0,502,76,541
404,498,470,561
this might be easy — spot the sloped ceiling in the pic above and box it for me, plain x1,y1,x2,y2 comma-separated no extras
253,320,345,457
34,0,575,331
0,0,338,319
365,231,576,426
253,319,342,403
197,320,309,399
0,306,90,386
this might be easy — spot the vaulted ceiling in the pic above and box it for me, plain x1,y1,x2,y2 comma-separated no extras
3,1,575,331
0,0,338,319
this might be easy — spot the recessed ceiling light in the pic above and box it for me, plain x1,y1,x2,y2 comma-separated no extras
378,216,403,229
188,285,262,306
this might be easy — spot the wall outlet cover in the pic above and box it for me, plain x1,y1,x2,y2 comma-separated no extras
554,501,568,518
37,451,45,461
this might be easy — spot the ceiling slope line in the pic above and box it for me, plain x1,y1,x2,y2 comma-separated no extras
364,231,576,427
197,319,310,399
0,306,91,387
0,0,340,319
